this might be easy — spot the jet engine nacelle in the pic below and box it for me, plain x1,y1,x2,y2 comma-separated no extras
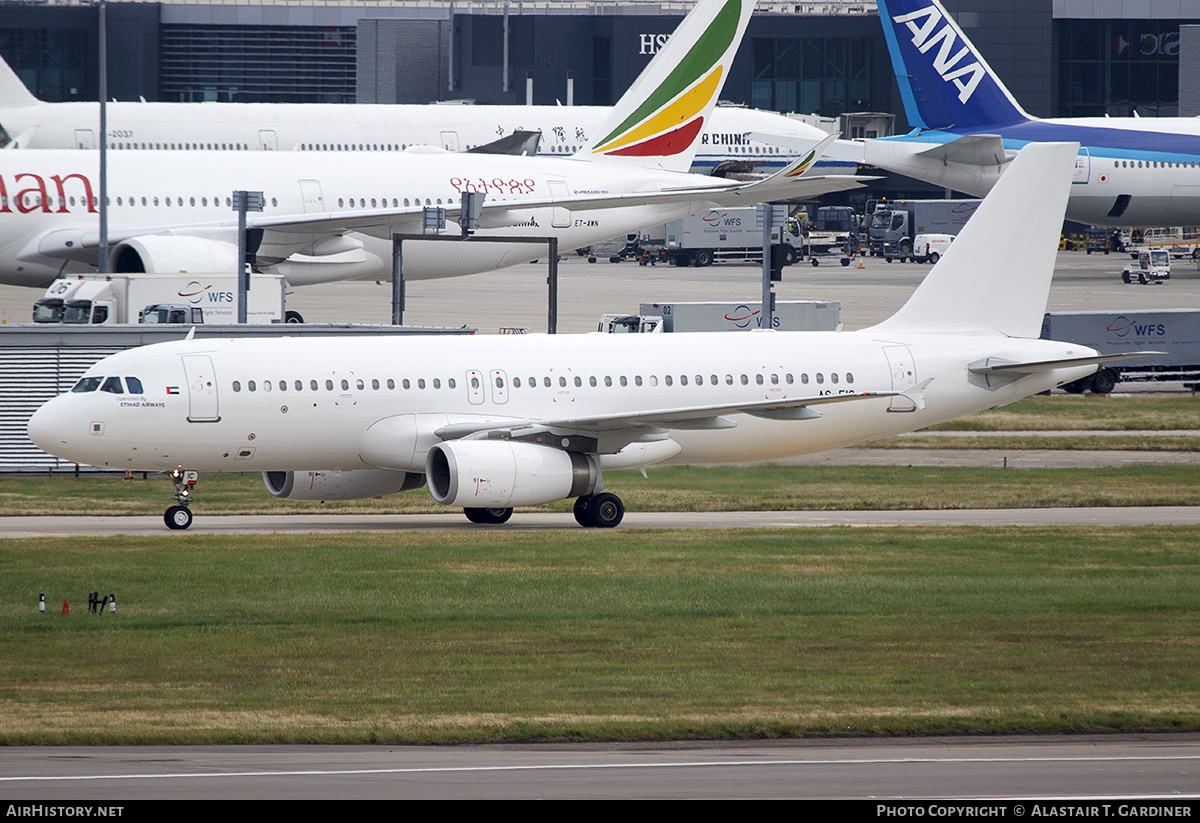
426,440,600,508
110,235,241,273
262,469,424,501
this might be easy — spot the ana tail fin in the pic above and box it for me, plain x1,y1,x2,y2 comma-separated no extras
577,0,754,172
870,142,1079,339
0,54,39,108
875,0,1029,130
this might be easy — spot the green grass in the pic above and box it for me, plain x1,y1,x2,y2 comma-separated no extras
3,464,1199,516
2,527,1197,744
927,394,1200,431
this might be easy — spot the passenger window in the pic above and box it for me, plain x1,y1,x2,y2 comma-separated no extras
101,376,124,394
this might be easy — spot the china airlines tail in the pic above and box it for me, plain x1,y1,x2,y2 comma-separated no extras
876,0,1030,131
578,0,755,172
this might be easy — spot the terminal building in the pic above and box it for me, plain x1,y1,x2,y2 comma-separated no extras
1,0,1196,123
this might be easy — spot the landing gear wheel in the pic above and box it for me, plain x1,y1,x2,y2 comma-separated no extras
164,505,193,530
573,495,592,527
1091,368,1117,395
464,507,513,525
585,492,624,529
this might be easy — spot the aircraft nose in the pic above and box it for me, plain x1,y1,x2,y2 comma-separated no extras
27,396,81,458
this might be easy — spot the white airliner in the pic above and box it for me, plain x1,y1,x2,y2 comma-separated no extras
0,46,847,179
29,142,1135,530
0,0,861,289
864,0,1200,227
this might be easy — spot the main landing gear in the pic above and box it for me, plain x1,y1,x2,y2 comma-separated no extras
164,467,198,530
573,492,625,528
463,507,513,524
460,492,626,528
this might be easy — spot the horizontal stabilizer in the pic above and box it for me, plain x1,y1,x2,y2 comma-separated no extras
969,351,1166,376
916,134,1012,167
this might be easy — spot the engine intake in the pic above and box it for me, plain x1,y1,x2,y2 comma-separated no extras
263,469,423,501
110,235,241,273
426,440,599,508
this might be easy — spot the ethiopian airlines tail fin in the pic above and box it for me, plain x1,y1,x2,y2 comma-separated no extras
870,142,1078,339
0,55,39,108
578,0,754,172
876,0,1030,130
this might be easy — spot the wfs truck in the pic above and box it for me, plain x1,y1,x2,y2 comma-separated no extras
658,207,800,268
32,274,291,325
1041,310,1200,393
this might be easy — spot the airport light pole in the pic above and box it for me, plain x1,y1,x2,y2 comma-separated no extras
97,0,108,273
232,190,264,323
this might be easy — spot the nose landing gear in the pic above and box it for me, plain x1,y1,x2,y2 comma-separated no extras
164,468,198,530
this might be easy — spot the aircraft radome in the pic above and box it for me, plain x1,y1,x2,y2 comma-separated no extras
862,0,1200,227
0,0,864,290
29,142,1142,530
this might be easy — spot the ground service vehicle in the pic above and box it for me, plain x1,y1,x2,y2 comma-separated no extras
868,199,981,261
1121,250,1171,285
803,206,859,264
636,301,840,332
32,275,291,325
912,233,954,263
1041,310,1200,393
660,207,798,268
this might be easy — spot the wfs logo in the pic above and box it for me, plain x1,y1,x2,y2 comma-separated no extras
894,5,986,104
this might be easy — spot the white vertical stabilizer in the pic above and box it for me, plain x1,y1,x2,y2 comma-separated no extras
0,55,40,108
870,142,1080,339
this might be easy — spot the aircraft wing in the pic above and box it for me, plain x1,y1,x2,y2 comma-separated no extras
467,130,542,156
435,389,900,455
916,134,1013,167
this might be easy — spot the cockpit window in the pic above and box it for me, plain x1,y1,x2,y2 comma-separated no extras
71,376,103,393
100,376,124,394
126,377,144,394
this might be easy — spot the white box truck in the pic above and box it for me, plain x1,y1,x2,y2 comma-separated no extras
659,207,800,269
32,274,291,325
1041,310,1200,393
637,301,840,333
